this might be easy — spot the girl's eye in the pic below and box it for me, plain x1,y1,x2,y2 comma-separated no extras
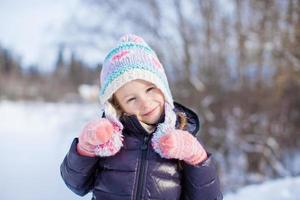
126,97,136,103
146,86,155,92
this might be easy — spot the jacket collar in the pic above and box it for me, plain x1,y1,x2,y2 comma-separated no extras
173,102,200,136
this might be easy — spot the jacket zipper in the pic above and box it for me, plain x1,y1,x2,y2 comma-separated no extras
135,134,150,200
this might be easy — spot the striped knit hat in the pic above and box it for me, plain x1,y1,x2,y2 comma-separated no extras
97,34,177,158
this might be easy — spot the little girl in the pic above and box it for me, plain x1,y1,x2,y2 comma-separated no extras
60,34,223,200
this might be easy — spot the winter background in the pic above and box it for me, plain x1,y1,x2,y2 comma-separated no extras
0,0,300,199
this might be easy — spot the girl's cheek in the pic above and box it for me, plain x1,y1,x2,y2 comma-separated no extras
127,104,138,114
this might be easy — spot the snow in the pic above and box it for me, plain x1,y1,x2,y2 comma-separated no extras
0,100,299,200
0,101,97,200
224,176,300,200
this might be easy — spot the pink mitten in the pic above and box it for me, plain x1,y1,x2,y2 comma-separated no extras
159,130,207,165
77,118,114,157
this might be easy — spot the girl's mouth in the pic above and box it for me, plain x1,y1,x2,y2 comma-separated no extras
142,106,158,116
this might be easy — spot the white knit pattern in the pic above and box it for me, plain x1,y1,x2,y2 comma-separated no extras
99,68,173,107
151,102,177,158
94,129,124,157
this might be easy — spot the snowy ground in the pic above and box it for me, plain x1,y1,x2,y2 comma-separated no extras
225,176,300,200
0,101,299,200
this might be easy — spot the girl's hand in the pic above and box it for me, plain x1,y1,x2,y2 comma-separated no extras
159,129,207,165
77,119,114,157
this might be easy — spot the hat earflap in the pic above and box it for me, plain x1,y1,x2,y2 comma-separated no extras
151,102,177,158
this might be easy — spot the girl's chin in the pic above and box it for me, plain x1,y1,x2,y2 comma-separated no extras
141,118,159,125
140,108,163,125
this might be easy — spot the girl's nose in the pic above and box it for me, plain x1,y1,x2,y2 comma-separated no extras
140,95,150,109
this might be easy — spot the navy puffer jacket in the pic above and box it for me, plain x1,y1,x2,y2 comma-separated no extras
60,102,223,200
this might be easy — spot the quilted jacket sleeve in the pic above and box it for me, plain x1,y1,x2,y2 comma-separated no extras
60,138,100,196
180,153,223,200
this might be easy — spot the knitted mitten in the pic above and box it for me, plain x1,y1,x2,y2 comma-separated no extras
159,129,207,165
77,119,114,157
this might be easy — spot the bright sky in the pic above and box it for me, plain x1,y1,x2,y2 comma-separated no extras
0,0,80,72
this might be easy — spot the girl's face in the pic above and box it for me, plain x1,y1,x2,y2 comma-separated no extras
114,79,165,125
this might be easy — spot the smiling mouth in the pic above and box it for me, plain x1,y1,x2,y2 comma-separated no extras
142,106,158,116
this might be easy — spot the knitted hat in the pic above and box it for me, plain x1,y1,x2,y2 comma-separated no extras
97,34,177,158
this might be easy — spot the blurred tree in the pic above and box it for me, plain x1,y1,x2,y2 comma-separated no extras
69,52,85,86
54,43,67,77
0,46,21,75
